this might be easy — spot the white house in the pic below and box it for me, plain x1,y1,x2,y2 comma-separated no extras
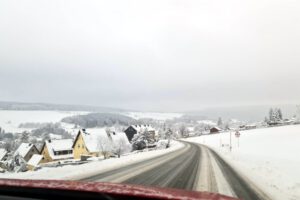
14,143,39,162
27,154,43,170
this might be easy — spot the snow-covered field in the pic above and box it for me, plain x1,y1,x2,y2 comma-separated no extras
0,141,183,180
185,125,300,200
0,110,89,133
123,112,182,120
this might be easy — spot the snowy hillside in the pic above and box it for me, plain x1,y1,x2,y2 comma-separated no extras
184,125,300,200
0,110,89,133
123,112,182,120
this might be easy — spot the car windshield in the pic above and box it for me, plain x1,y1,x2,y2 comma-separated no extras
0,1,299,200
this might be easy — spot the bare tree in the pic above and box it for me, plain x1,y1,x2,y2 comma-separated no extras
165,128,173,148
97,135,112,159
178,125,188,138
113,138,127,158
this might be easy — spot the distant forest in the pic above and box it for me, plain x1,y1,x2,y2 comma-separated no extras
61,113,137,128
0,101,123,112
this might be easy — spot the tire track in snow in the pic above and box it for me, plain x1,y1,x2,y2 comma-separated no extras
82,141,272,200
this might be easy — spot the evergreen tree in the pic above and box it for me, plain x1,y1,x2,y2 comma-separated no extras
217,117,223,127
278,109,283,120
269,108,274,121
264,116,269,123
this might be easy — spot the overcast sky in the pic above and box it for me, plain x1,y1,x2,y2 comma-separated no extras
0,0,300,111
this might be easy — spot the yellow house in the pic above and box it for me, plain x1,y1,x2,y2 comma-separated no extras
72,129,101,159
73,129,131,160
40,139,73,163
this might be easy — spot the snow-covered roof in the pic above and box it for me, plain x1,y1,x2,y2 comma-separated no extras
110,131,131,149
211,127,222,131
46,139,73,151
79,128,131,153
245,124,257,127
27,154,43,167
197,120,217,126
45,139,73,160
14,143,36,158
187,127,194,132
0,148,7,160
130,125,155,133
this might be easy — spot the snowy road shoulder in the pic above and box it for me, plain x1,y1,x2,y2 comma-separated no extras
0,141,184,181
184,125,300,200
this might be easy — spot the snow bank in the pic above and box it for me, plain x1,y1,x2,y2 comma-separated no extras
184,125,300,200
0,141,183,180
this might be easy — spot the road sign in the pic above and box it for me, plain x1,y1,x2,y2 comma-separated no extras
235,131,240,138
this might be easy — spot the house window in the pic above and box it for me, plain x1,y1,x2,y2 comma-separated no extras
82,144,84,149
78,144,80,148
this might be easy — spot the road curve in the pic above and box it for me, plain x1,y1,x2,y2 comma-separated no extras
81,141,271,200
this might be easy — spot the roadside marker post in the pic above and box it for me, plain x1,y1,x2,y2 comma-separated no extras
229,131,232,152
235,131,241,147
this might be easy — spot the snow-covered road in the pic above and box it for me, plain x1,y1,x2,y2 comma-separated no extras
185,125,300,200
82,141,271,200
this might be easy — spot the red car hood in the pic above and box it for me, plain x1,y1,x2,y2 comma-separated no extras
0,179,239,200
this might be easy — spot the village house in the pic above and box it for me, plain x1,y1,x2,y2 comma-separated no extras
72,129,131,160
124,125,156,142
245,124,257,130
0,148,8,161
14,143,39,162
27,154,43,171
210,127,222,134
40,139,73,163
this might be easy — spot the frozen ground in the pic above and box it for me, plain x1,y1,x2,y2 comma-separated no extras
184,125,300,200
0,110,89,133
0,141,183,180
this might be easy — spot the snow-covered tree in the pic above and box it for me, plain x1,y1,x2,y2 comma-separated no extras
131,133,147,150
4,142,12,152
20,132,29,143
1,154,27,172
165,128,173,148
97,135,112,159
268,108,283,123
264,116,269,123
278,109,283,120
269,108,274,121
296,105,300,121
178,125,188,138
112,135,131,158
